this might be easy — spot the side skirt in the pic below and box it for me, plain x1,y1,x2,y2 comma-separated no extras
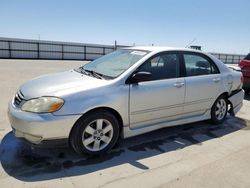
123,110,211,139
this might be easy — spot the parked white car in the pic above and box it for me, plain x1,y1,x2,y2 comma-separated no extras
8,47,244,155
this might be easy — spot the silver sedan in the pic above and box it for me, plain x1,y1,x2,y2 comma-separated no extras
8,47,244,155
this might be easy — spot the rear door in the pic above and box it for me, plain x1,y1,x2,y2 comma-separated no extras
182,52,221,118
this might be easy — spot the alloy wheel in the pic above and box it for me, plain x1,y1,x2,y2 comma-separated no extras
215,98,227,121
82,119,114,152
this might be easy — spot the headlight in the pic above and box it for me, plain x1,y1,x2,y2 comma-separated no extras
21,97,64,113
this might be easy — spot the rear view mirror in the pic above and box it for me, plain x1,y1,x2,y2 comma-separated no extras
129,71,152,84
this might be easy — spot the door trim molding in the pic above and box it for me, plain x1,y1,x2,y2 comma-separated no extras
131,98,212,115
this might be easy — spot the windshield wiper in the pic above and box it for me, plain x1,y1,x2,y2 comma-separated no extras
83,68,104,79
91,71,104,79
79,67,90,76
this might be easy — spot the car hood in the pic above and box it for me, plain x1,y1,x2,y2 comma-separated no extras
20,70,107,99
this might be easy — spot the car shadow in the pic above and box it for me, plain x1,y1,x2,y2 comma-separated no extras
0,116,249,182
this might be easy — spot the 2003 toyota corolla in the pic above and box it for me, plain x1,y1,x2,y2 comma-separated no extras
8,47,244,155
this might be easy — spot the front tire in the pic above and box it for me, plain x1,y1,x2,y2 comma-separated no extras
210,95,228,124
70,110,120,155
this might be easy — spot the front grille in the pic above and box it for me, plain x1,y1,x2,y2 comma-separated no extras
14,90,25,107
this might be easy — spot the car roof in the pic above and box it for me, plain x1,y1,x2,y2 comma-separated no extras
124,46,203,53
123,46,231,73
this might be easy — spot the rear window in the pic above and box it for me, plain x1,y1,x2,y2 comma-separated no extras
244,53,250,60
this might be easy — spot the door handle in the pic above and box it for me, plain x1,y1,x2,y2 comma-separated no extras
213,78,220,83
173,82,184,88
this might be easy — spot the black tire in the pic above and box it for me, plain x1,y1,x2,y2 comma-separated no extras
244,88,250,95
70,110,120,156
210,95,228,124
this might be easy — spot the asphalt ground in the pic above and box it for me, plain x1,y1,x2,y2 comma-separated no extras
0,59,250,188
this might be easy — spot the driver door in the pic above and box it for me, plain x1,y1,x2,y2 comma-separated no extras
129,52,185,129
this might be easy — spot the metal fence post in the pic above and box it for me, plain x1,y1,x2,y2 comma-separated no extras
103,47,105,55
8,41,11,58
62,44,64,60
114,40,117,50
225,54,228,64
37,42,40,59
84,46,86,60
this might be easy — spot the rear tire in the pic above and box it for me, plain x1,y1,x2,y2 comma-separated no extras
70,110,120,156
244,88,250,95
210,95,228,124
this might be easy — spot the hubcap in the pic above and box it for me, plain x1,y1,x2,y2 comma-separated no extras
82,119,113,152
215,99,227,121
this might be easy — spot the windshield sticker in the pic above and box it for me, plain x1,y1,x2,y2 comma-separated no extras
130,51,147,56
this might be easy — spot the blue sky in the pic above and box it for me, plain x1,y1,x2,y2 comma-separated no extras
0,0,249,54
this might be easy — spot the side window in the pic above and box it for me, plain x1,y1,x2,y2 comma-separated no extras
138,53,180,81
183,53,219,77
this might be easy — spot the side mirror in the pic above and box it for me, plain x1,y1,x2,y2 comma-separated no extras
128,71,152,84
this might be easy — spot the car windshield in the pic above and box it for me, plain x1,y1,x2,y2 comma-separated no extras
76,49,149,79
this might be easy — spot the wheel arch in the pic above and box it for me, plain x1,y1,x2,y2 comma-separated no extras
210,91,230,114
219,92,229,99
210,92,229,124
215,91,231,107
69,106,124,142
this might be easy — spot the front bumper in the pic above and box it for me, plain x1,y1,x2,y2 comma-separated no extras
8,100,81,144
